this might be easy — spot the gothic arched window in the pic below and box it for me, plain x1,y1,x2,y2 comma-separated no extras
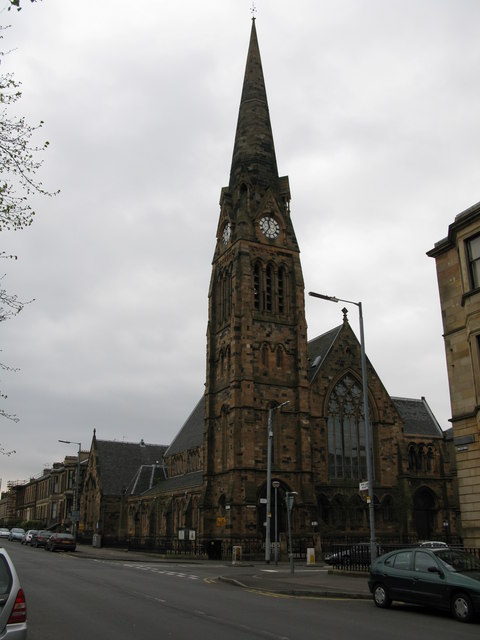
278,266,285,314
252,261,290,316
276,345,284,367
327,375,369,480
266,264,273,311
426,446,434,472
254,261,261,311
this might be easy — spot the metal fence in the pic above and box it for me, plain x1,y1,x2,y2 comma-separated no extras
325,542,480,572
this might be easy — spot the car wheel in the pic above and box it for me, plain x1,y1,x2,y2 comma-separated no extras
451,592,474,623
373,583,391,609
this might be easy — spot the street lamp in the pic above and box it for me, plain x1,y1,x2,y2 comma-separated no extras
286,491,297,574
265,400,290,564
273,480,280,565
308,291,377,562
59,440,81,537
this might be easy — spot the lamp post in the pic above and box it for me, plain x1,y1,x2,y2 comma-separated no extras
308,291,377,563
265,400,290,564
286,491,297,574
59,439,81,537
273,480,280,565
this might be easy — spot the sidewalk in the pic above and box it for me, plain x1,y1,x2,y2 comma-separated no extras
74,543,372,599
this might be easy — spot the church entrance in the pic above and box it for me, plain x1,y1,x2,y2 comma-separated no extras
413,487,436,540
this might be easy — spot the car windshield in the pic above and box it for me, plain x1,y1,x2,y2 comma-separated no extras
435,549,480,572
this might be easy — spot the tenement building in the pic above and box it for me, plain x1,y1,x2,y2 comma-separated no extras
428,201,480,547
115,20,458,558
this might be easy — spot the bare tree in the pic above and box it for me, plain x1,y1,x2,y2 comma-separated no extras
1,3,56,426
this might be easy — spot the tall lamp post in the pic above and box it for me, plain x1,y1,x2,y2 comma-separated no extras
273,480,280,565
286,490,297,574
308,291,377,563
59,439,81,537
265,400,290,564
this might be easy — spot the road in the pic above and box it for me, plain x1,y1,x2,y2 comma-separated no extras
4,543,479,640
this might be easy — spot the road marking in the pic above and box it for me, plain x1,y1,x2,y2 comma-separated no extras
123,563,199,580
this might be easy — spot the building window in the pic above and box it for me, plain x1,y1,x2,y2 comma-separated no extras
327,375,369,480
266,264,273,311
254,262,261,310
252,261,289,315
467,234,480,289
278,267,285,314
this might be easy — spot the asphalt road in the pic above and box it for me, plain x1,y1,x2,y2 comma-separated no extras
4,542,479,640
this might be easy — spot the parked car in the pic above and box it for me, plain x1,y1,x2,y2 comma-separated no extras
418,540,449,548
369,547,480,622
7,529,25,543
45,533,76,552
21,530,37,545
325,543,382,567
30,530,53,548
0,546,27,638
0,529,9,540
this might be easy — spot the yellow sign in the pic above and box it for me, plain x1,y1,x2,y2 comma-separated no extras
216,517,226,527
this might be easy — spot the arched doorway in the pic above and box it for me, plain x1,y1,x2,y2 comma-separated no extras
413,487,437,539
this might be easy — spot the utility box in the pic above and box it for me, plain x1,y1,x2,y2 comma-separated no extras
92,534,102,548
232,545,242,564
306,547,315,565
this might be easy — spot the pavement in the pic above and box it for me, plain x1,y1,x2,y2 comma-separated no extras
74,543,372,600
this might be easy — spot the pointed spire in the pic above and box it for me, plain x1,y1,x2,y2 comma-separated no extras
229,20,279,193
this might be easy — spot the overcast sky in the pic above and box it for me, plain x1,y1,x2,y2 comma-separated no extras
1,0,479,489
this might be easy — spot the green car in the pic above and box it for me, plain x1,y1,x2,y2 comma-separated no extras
368,547,480,623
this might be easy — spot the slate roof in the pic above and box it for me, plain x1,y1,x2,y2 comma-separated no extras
94,439,167,496
391,397,445,438
164,396,205,457
307,325,343,382
143,470,205,497
124,464,167,496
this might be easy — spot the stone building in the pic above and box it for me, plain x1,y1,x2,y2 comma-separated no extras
428,201,480,546
1,453,89,530
123,19,458,558
79,432,167,543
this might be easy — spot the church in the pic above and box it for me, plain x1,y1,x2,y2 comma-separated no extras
80,20,458,558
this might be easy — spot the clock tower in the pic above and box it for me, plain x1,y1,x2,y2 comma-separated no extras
203,19,312,546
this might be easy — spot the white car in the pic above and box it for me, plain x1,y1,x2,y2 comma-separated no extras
21,530,37,545
0,547,27,638
0,529,9,539
418,540,449,548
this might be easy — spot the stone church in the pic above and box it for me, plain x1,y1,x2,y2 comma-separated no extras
83,20,459,557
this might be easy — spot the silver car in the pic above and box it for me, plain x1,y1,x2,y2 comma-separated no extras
0,547,27,638
7,530,25,543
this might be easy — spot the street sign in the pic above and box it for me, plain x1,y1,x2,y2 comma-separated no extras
359,481,369,491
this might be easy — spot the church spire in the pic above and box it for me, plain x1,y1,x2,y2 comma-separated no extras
229,19,279,194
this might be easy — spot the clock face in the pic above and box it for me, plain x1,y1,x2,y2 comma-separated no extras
222,222,231,245
259,216,280,239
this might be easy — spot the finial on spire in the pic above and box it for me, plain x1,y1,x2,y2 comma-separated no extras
250,1,257,21
342,307,349,323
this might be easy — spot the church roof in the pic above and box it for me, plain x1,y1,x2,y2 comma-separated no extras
93,439,167,495
164,395,205,457
124,463,167,496
391,397,445,438
307,325,343,382
150,470,204,495
229,19,279,193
